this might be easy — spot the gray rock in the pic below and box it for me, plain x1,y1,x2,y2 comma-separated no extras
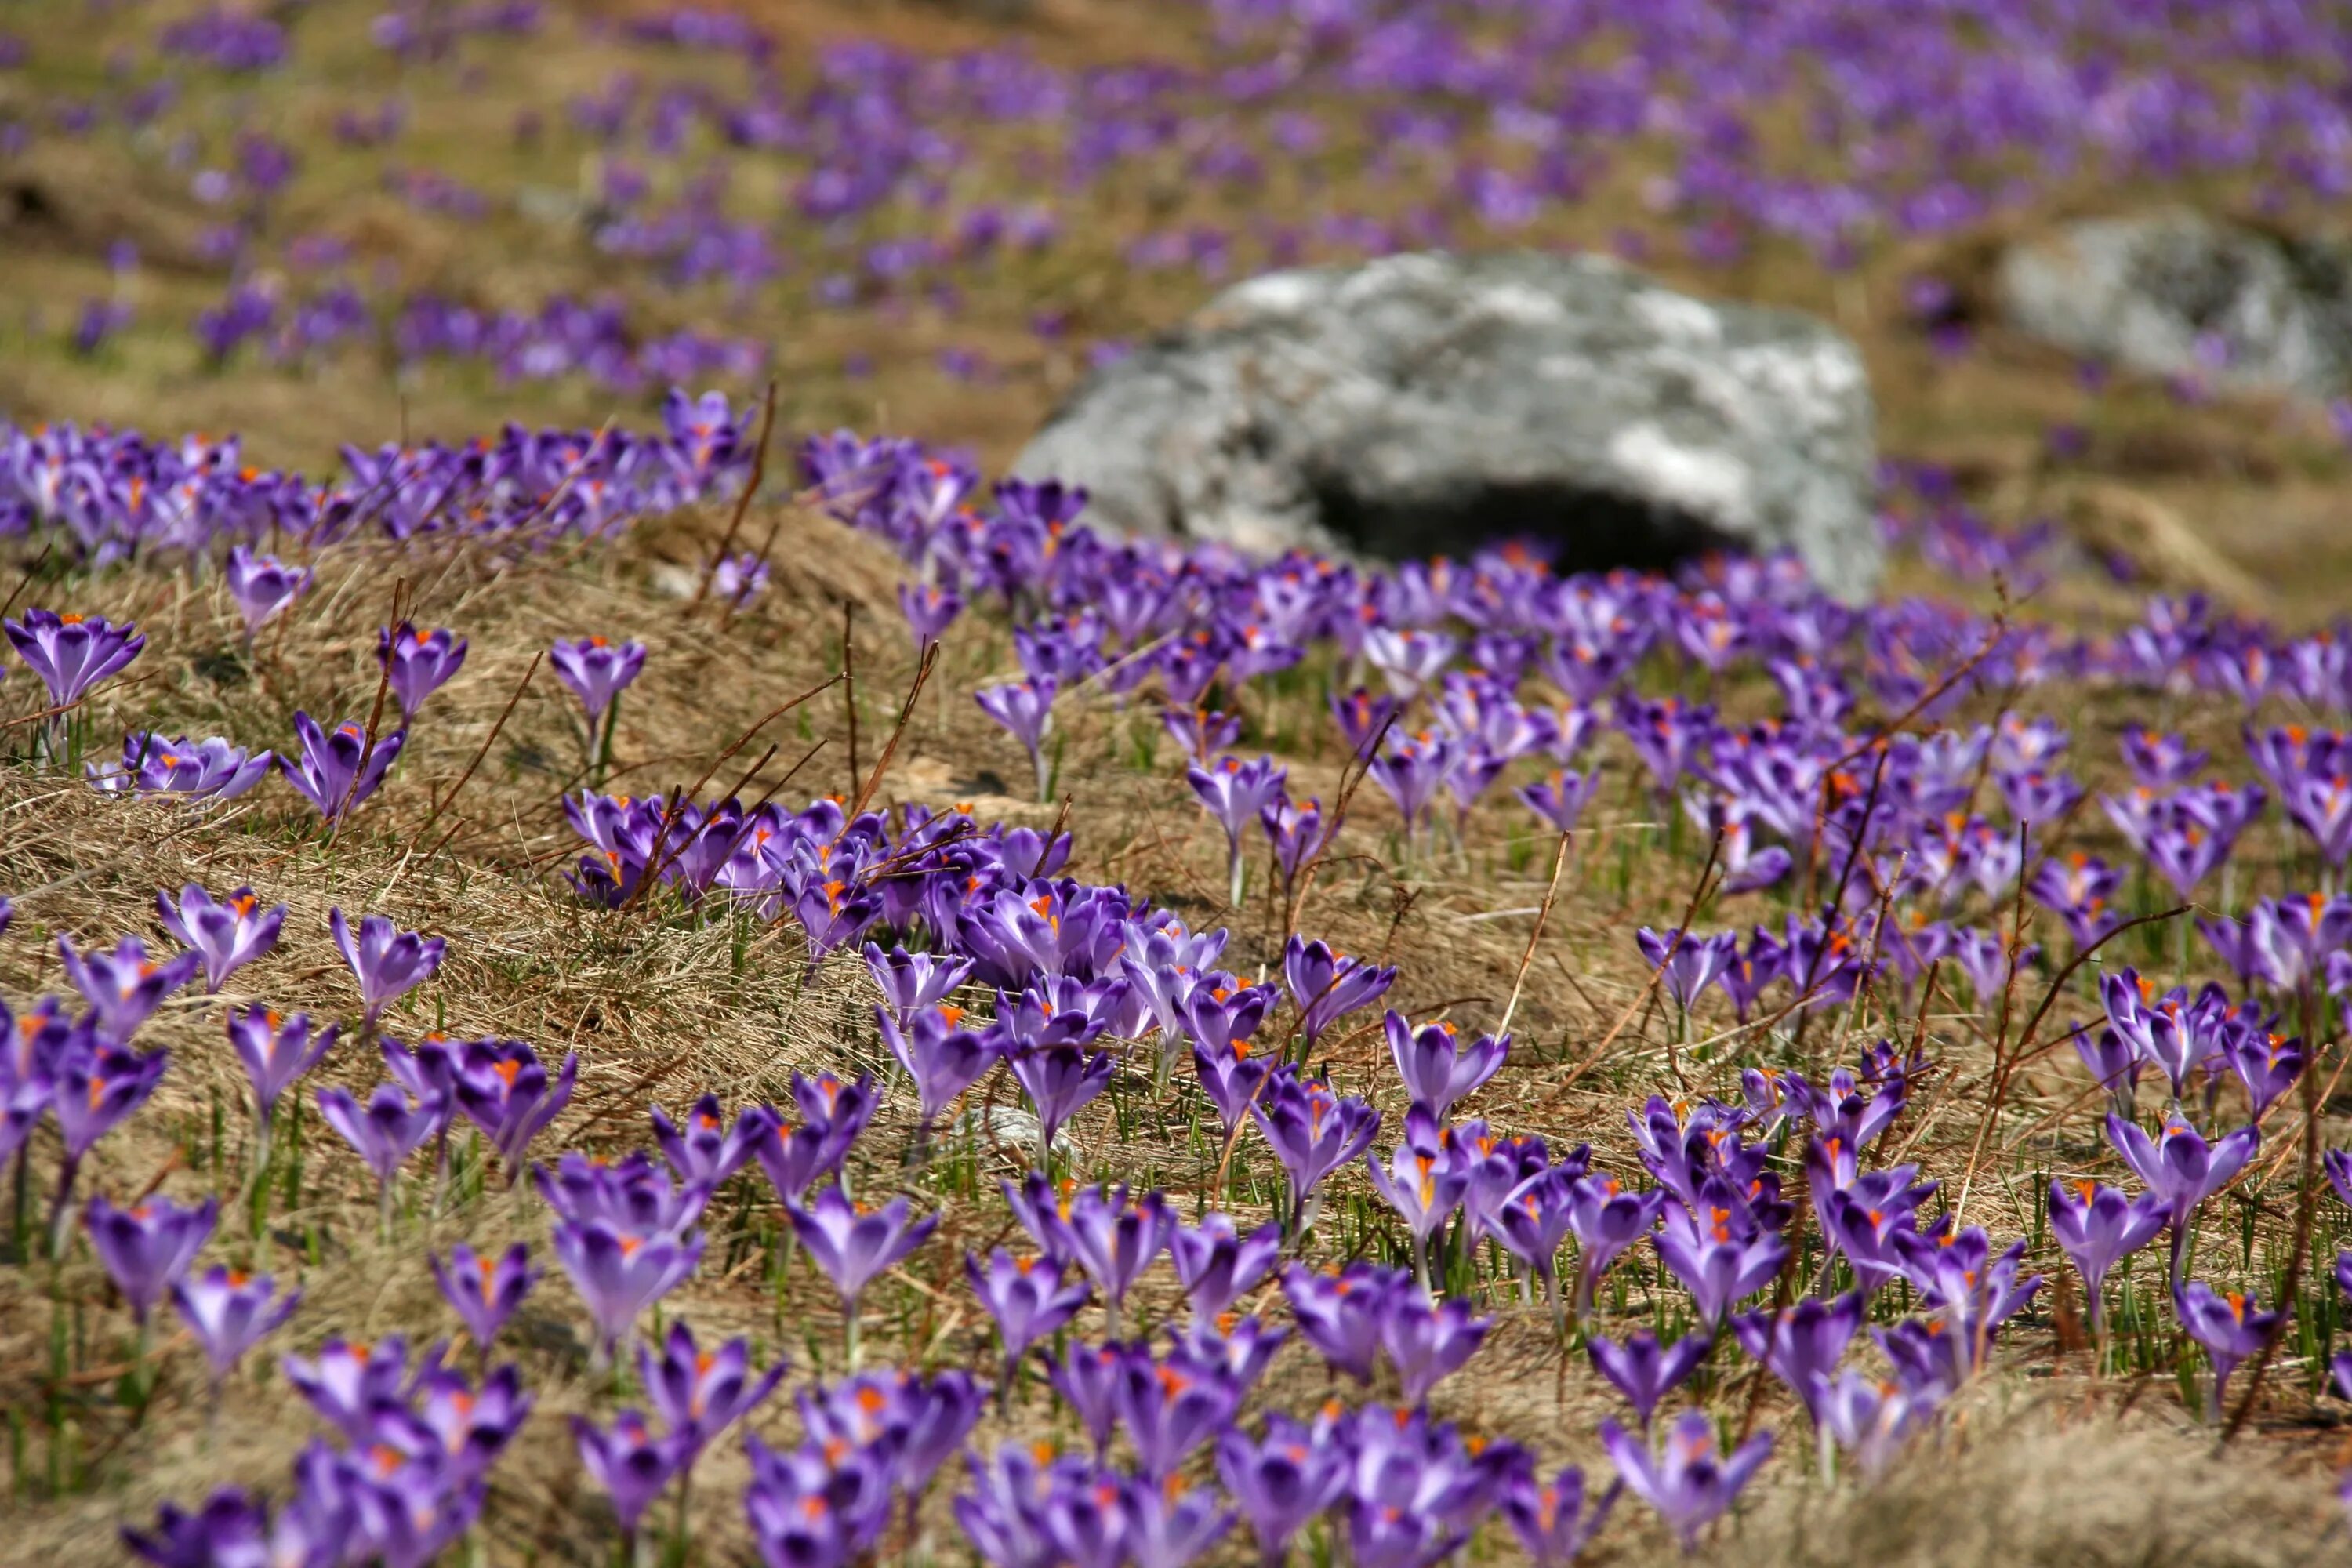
1012,251,1882,600
1998,208,2352,400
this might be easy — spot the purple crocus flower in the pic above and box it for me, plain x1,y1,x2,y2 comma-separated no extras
430,1241,539,1363
864,942,975,1022
1567,1173,1665,1317
1048,1340,1127,1460
551,1218,705,1365
1518,767,1603,834
976,677,1059,803
278,713,405,822
899,581,964,649
574,1410,684,1535
1216,1413,1348,1565
2105,1113,2258,1283
1587,1327,1711,1429
1169,1211,1282,1320
642,1319,785,1462
1731,1293,1864,1425
787,1187,938,1363
1188,755,1288,906
1381,1012,1507,1120
1177,1312,1287,1395
329,909,445,1023
376,624,467,719
1283,937,1395,1056
1601,1410,1773,1551
121,1492,273,1568
1121,1472,1232,1568
454,1039,577,1181
89,732,274,802
317,1081,439,1226
1252,1070,1380,1235
1655,1201,1787,1326
158,884,285,992
2047,1179,2167,1334
1116,1343,1241,1480
85,1192,216,1326
2176,1281,2282,1423
46,1036,167,1242
1281,1261,1403,1383
1813,1369,1942,1479
879,1004,994,1136
1637,927,1740,1011
224,546,311,638
1047,1184,1174,1338
58,934,199,1043
967,1248,1091,1386
281,1334,423,1443
1379,1292,1492,1403
1006,1040,1113,1156
1503,1463,1616,1568
550,635,647,723
1366,1105,1472,1289
225,1004,336,1129
649,1094,764,1186
172,1264,299,1385
1192,1038,1271,1136
6,608,144,706
1494,1165,1582,1330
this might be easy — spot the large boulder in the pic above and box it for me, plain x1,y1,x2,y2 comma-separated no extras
1998,209,2352,401
1013,251,1882,600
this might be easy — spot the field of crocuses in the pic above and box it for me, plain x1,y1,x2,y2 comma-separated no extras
5,2,2352,1567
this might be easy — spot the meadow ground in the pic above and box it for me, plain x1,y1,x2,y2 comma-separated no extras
2,2,2352,1566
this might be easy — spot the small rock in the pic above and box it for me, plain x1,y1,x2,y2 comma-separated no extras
1011,250,1882,600
1999,208,2352,400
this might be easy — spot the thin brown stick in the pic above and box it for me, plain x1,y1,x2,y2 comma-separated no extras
1497,829,1573,1037
419,651,540,840
848,641,939,821
1283,708,1401,939
841,600,860,802
1556,826,1724,1094
690,382,779,612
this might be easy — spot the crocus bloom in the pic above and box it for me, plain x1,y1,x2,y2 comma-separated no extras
455,1040,577,1179
975,677,1058,801
49,1038,168,1233
1813,1370,1941,1479
2176,1281,2281,1422
1655,1202,1787,1326
225,1004,336,1129
1382,1013,1506,1120
787,1187,937,1359
864,942,975,1022
574,1410,683,1534
85,1193,216,1326
1169,1211,1282,1319
1252,1071,1380,1233
7,607,144,706
967,1249,1091,1384
1188,755,1288,906
2047,1179,2167,1333
278,713,405,822
1567,1173,1664,1316
1503,1464,1615,1568
330,909,445,1022
2105,1113,2258,1282
1006,1040,1112,1155
224,546,311,637
317,1081,438,1218
879,1004,994,1134
377,623,467,717
650,1094,764,1186
1282,1261,1403,1383
1731,1294,1863,1424
1216,1414,1348,1564
1050,1341,1127,1458
1047,1184,1174,1338
1366,1105,1470,1287
158,884,285,992
1637,927,1740,1011
1283,938,1397,1058
172,1264,299,1383
430,1243,540,1359
550,635,646,722
1379,1292,1491,1403
58,934,199,1044
1588,1328,1711,1429
89,732,274,801
641,1319,785,1462
282,1334,422,1443
1115,1344,1241,1480
551,1218,705,1363
1495,1166,1581,1329
1601,1410,1773,1551
1121,1473,1232,1568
